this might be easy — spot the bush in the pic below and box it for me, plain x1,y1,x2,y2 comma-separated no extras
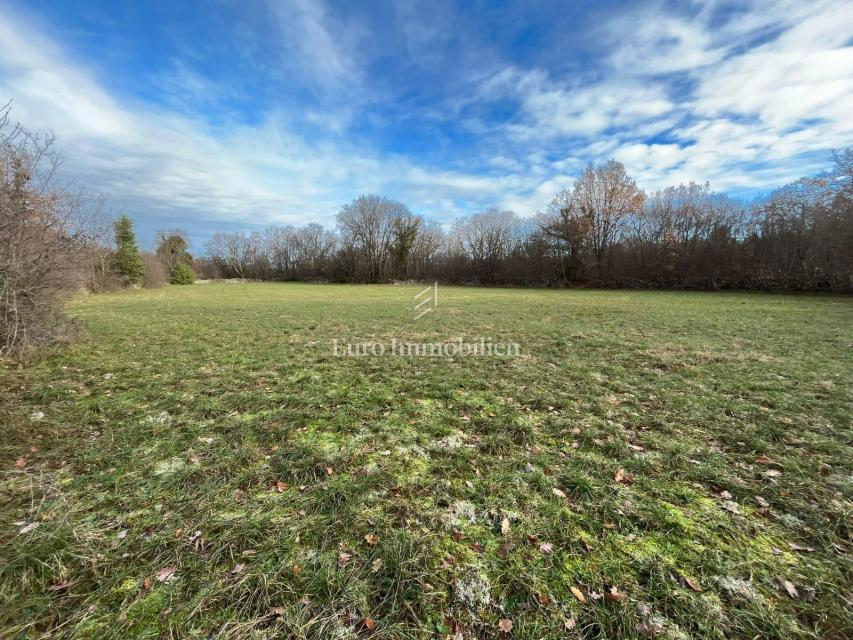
141,253,169,288
1,107,95,359
170,262,195,285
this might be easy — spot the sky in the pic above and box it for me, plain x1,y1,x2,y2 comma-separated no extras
1,0,852,249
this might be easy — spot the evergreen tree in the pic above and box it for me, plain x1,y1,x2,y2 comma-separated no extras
111,215,145,286
169,262,195,285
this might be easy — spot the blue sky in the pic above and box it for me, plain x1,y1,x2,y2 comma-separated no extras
1,0,852,249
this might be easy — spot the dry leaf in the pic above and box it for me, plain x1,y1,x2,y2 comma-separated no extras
552,487,567,498
230,563,246,574
371,558,383,572
571,586,586,603
276,481,288,492
564,616,577,630
15,457,27,468
498,618,513,632
788,542,815,553
755,496,770,508
364,533,379,545
539,542,554,554
755,455,772,464
143,577,153,590
614,469,635,485
721,501,740,514
325,466,334,476
500,517,511,535
537,592,552,605
338,552,353,566
292,565,303,575
174,528,183,539
605,586,628,602
777,577,799,598
269,606,284,616
363,617,377,630
155,566,177,583
682,575,702,592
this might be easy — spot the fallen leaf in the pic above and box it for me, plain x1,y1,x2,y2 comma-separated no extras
230,563,245,574
539,542,554,554
269,606,284,616
564,616,577,630
537,592,552,605
338,552,353,566
777,577,799,598
325,466,334,476
605,586,628,602
18,522,39,534
469,542,485,553
363,617,377,630
155,566,177,583
364,533,379,546
571,586,586,603
276,481,288,492
498,618,513,632
764,469,782,478
755,455,772,464
174,528,183,539
681,575,702,592
755,496,770,508
552,487,567,499
501,517,511,536
614,469,635,485
721,501,740,514
143,577,153,590
371,558,383,572
788,542,815,553
292,565,303,575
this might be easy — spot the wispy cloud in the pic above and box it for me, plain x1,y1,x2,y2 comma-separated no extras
0,0,851,246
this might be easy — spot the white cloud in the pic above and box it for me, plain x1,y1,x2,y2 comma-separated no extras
0,7,533,234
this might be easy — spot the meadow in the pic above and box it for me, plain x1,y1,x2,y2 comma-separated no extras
1,283,851,639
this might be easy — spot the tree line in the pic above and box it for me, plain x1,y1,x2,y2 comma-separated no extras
201,154,853,291
2,99,851,359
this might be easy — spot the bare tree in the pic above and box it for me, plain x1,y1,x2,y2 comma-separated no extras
454,208,519,283
573,160,645,279
336,195,415,282
206,232,254,279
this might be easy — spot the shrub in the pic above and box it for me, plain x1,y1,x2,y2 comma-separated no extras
142,252,169,288
1,108,95,359
170,262,195,285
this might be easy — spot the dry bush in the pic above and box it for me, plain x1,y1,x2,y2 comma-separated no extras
0,105,101,359
141,252,168,288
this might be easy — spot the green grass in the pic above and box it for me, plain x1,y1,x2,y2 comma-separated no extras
1,283,851,639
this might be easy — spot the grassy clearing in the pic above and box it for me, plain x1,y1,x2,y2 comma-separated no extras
1,283,851,639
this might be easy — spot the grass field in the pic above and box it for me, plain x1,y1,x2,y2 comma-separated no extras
1,283,851,639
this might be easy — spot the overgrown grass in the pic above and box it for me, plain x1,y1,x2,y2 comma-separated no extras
1,283,851,639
